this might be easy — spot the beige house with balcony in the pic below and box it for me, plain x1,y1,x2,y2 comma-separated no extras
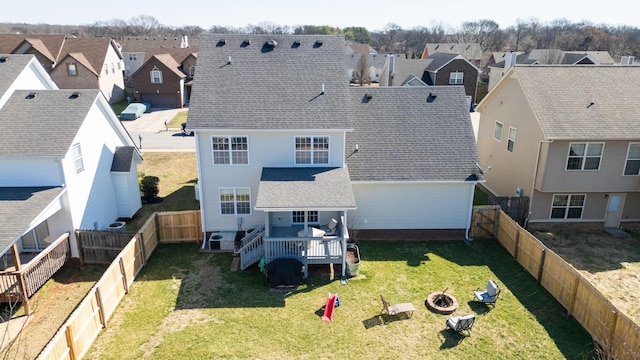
476,65,640,229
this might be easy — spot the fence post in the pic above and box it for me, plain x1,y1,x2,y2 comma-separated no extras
537,248,546,283
492,207,499,237
607,310,618,356
568,277,580,316
513,230,521,261
65,325,78,360
119,256,130,294
138,232,148,265
154,212,161,244
95,287,107,328
16,272,31,315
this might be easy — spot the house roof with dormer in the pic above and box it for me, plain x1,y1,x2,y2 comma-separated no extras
187,34,351,130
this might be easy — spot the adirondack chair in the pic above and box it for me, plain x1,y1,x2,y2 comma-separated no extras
379,295,416,318
446,314,476,336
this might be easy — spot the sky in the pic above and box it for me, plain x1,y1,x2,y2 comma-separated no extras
1,0,638,31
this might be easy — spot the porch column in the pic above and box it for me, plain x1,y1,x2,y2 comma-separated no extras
341,211,347,278
11,243,21,271
264,212,270,237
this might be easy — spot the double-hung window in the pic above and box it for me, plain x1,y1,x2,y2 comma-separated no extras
566,142,603,170
72,143,84,173
550,194,585,219
295,136,329,164
150,67,163,84
219,188,251,215
507,127,517,152
68,63,77,76
493,121,503,141
624,143,640,175
292,211,318,224
212,136,248,165
449,72,464,84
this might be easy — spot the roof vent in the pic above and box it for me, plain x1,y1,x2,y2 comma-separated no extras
267,40,278,47
362,94,373,103
26,92,37,99
426,93,437,103
69,91,80,99
313,40,323,48
217,39,226,47
292,40,301,48
241,39,251,47
0,56,7,63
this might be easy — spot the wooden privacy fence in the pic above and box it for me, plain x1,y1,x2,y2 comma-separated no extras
472,205,640,359
37,210,201,360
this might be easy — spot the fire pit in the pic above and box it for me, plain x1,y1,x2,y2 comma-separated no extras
425,288,459,315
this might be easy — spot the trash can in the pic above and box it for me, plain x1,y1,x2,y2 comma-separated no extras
346,244,360,277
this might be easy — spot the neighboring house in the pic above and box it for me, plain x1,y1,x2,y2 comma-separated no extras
131,47,197,108
345,53,388,83
421,43,483,68
117,35,196,78
487,49,616,91
380,52,481,107
476,65,640,229
187,34,481,276
0,54,58,107
345,42,377,56
0,56,142,269
0,34,126,103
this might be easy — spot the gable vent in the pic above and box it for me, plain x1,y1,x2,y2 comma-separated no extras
69,91,80,99
26,92,37,99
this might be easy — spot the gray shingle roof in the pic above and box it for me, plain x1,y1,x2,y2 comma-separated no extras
511,66,640,139
390,58,433,86
0,54,35,98
255,167,356,210
0,89,99,156
111,146,135,172
187,34,351,130
346,87,481,182
0,186,64,255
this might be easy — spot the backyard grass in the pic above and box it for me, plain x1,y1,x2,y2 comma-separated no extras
126,152,199,231
86,240,596,359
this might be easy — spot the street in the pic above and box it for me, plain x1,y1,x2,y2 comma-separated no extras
119,108,195,152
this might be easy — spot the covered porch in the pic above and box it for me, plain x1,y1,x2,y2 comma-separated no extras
240,167,357,277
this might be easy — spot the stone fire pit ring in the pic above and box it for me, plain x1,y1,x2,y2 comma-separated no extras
425,291,459,315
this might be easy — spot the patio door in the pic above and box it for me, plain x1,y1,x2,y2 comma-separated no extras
604,194,625,228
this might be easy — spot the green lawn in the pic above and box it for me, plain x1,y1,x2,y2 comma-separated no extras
87,240,596,359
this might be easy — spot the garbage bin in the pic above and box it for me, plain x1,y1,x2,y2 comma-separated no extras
346,244,360,277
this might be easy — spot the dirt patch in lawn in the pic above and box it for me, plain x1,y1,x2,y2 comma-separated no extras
532,227,640,325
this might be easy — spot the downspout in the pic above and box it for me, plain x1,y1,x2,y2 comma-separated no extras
527,139,553,228
194,134,208,249
465,182,476,240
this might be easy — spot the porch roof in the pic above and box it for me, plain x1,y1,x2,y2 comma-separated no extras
0,186,64,255
255,167,356,211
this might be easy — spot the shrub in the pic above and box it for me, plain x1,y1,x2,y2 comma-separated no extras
141,175,160,202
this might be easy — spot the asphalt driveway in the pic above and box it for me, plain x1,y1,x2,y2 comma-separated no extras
120,108,195,151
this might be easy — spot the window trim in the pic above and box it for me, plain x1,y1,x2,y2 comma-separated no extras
72,143,84,173
449,71,464,84
623,142,640,176
507,127,516,152
566,142,604,171
550,194,586,219
219,187,251,216
211,135,249,165
294,136,330,165
68,63,77,76
493,121,504,141
150,66,163,84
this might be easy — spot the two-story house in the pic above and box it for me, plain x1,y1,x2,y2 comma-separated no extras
131,47,197,108
0,34,126,104
0,54,142,273
476,65,640,230
187,34,481,277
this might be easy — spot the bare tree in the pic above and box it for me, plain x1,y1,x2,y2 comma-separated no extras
354,54,371,86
